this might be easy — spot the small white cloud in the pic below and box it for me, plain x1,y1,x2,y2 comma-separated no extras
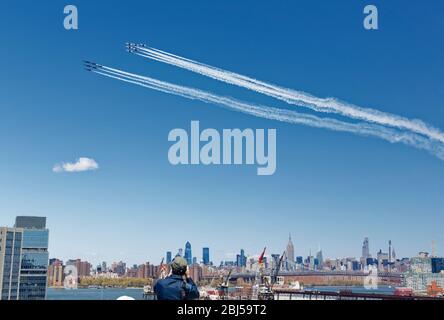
53,157,99,173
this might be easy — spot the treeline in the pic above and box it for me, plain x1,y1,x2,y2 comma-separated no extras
79,277,153,288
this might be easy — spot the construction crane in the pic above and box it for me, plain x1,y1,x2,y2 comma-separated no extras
218,268,233,300
271,251,286,288
257,251,286,300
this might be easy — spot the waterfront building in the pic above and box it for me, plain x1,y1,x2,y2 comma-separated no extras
66,259,92,279
47,259,64,287
405,252,444,292
0,216,49,300
111,261,126,276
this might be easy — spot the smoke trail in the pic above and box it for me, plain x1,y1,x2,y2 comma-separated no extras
131,44,444,144
88,64,444,160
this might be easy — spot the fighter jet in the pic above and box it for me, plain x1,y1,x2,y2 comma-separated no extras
83,60,102,72
125,42,138,53
125,42,146,53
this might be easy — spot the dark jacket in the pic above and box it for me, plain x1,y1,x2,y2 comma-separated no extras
154,275,200,300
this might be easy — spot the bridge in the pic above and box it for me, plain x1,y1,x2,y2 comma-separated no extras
202,271,403,285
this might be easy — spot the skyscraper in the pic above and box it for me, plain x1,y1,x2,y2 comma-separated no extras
166,251,172,264
362,237,370,259
202,247,210,265
236,249,246,268
316,248,324,269
184,242,192,265
286,234,295,263
0,216,49,300
389,240,392,262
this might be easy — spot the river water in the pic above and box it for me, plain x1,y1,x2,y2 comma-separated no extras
47,286,395,300
47,288,147,300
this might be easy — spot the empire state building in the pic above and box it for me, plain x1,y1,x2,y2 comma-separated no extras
286,234,295,263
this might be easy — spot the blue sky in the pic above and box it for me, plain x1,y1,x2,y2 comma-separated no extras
0,1,443,266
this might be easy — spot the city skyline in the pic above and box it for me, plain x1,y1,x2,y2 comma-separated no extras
3,215,443,300
42,234,439,268
0,214,441,268
1,1,443,268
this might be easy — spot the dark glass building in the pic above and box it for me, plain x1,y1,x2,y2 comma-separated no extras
431,257,444,274
184,242,192,265
202,247,210,265
166,251,172,264
0,217,49,300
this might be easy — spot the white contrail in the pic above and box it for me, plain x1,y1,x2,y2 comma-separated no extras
131,45,444,144
90,64,444,160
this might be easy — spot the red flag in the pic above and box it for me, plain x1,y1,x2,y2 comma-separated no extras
258,247,266,264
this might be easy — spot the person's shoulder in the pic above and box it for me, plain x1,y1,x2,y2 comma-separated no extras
158,275,179,283
154,278,168,287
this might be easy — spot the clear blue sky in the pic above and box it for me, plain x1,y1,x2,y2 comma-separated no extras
0,1,443,266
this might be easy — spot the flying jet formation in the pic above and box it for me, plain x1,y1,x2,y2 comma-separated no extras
83,60,103,72
125,42,146,53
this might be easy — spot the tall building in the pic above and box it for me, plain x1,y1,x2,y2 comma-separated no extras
316,248,324,269
66,259,92,279
111,261,126,276
184,242,192,265
388,240,392,262
0,216,49,300
286,234,295,263
271,254,280,270
236,249,246,268
47,259,64,287
101,261,107,273
188,264,202,283
361,237,371,266
202,247,210,265
166,251,172,264
431,257,444,274
405,252,444,292
377,249,389,270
